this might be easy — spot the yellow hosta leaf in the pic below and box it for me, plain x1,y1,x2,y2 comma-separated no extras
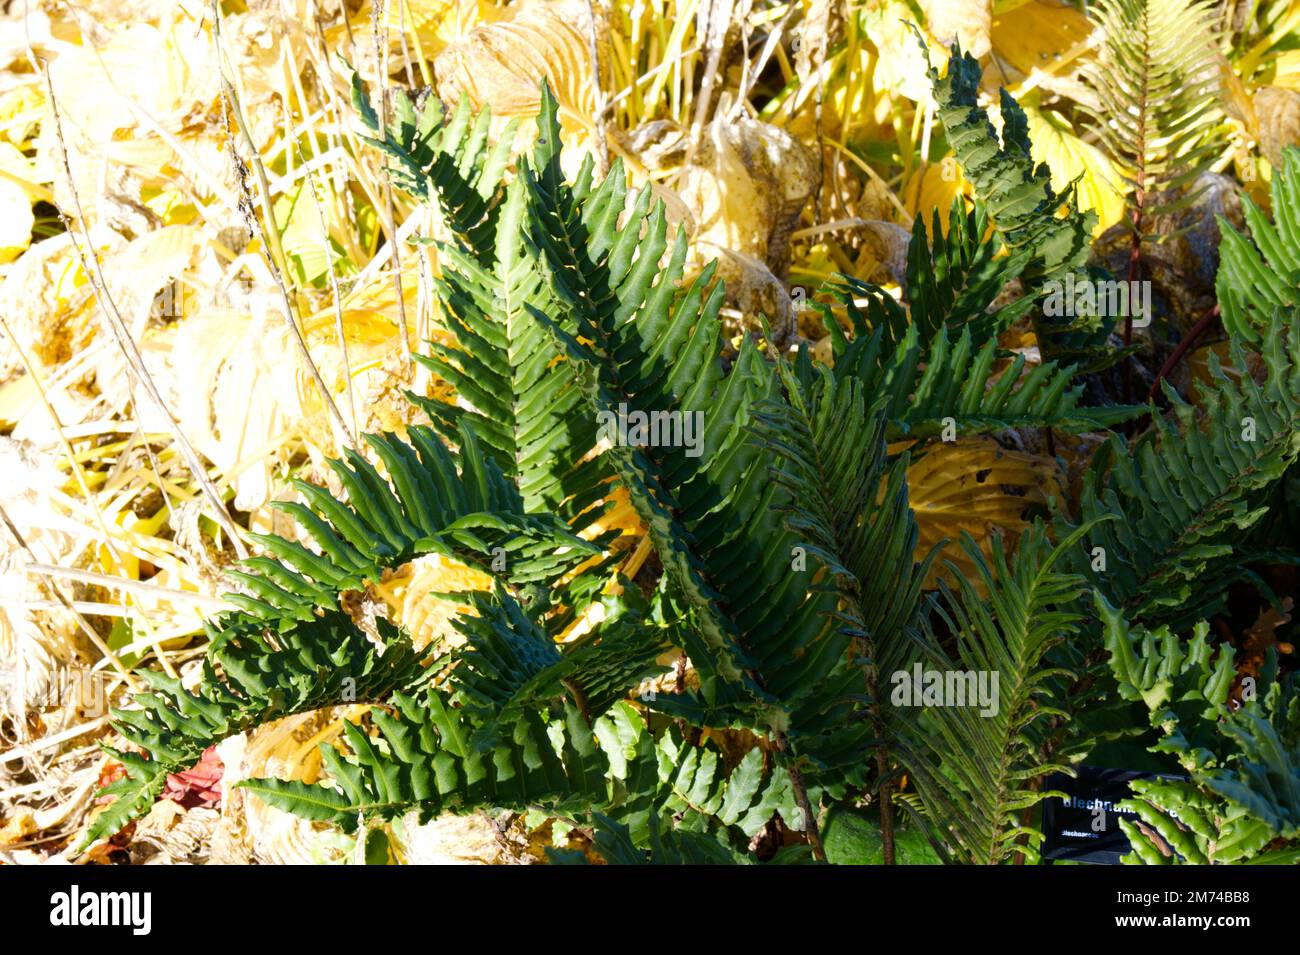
391,0,503,57
864,8,948,109
170,307,310,513
921,0,992,60
0,83,44,147
373,554,494,652
989,0,1094,80
433,0,605,128
0,142,35,263
907,437,1064,589
1022,102,1124,234
902,159,970,235
1274,50,1300,91
1255,86,1300,170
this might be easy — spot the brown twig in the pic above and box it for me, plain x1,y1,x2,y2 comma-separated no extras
210,2,358,450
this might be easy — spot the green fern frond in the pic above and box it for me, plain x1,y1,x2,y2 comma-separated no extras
895,523,1095,865
347,66,515,259
82,423,594,849
82,611,433,849
826,199,1035,354
234,421,598,610
241,692,619,828
1098,597,1300,863
549,811,813,865
410,174,614,538
825,278,1140,440
549,812,754,864
449,584,668,738
1079,0,1225,232
522,84,853,749
1063,315,1300,625
921,35,1114,365
240,691,798,849
924,40,1096,289
1217,147,1300,342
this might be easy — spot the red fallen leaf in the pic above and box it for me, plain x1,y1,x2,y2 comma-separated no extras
94,761,127,806
161,746,224,809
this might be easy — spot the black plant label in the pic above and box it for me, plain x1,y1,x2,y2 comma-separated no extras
1040,766,1183,865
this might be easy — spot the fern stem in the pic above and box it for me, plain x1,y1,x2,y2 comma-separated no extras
1147,303,1220,400
876,749,896,865
1123,0,1153,405
773,732,827,863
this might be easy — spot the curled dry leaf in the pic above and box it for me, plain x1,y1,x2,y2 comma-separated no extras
161,745,223,810
1254,86,1300,170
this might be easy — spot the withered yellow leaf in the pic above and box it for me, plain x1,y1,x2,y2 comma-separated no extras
1022,101,1124,233
433,0,605,127
0,142,36,263
907,437,1064,589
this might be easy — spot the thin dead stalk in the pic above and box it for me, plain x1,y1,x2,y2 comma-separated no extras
371,0,414,377
41,62,249,561
209,0,357,450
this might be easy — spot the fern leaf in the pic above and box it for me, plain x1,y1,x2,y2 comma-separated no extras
1217,146,1300,342
1064,316,1300,625
895,523,1094,865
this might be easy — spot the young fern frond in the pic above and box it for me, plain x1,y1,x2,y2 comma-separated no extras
923,41,1095,281
1217,147,1300,343
920,37,1116,367
1078,0,1224,239
894,523,1096,865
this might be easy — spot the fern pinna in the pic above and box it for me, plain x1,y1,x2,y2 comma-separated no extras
81,45,1300,866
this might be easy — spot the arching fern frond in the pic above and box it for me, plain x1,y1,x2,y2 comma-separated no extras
1098,597,1300,863
82,422,595,850
1217,147,1300,343
895,523,1095,865
83,611,433,849
1062,315,1300,626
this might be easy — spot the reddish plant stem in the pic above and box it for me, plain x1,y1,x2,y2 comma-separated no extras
1123,7,1151,406
1147,303,1221,401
